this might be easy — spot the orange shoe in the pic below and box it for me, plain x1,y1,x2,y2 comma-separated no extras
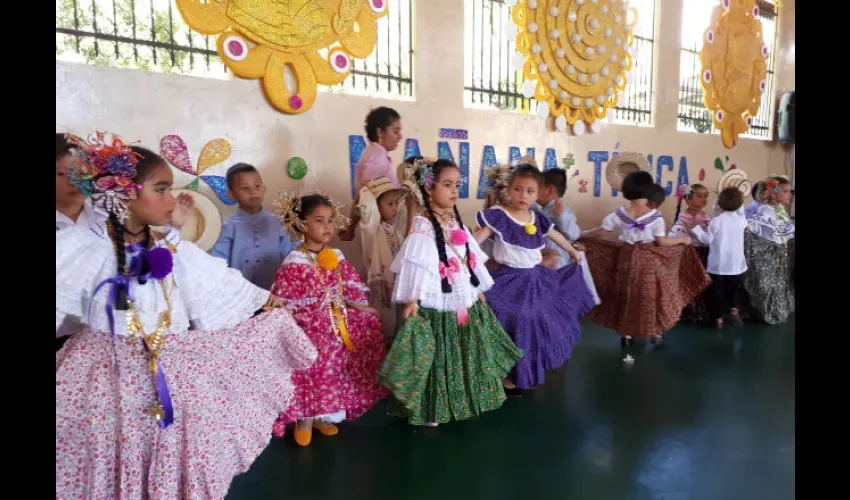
315,423,339,437
293,426,313,447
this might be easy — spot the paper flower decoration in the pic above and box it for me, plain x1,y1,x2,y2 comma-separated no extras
700,0,768,149
160,135,236,205
176,0,388,115
511,0,637,127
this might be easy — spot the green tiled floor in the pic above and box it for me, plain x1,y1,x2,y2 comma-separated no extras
227,317,795,500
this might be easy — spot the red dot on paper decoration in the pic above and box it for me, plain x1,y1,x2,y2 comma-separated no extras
374,0,384,8
227,40,244,57
334,54,348,68
729,164,737,170
699,168,706,181
289,95,303,110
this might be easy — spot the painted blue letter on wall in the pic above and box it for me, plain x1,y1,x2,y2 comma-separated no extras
437,141,470,199
509,147,521,164
656,155,674,196
588,150,609,198
348,135,366,198
544,148,558,170
404,138,421,160
676,156,690,194
477,145,498,199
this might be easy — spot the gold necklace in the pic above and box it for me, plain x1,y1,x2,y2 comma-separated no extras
303,249,356,352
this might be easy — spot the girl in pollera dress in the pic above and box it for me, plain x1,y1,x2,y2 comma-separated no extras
669,183,713,325
379,158,522,426
270,191,388,446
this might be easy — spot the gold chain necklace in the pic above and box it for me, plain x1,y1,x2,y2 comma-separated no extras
302,249,356,352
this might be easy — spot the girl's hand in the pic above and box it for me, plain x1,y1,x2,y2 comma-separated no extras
338,226,356,242
678,237,692,246
170,193,195,229
346,301,379,316
569,249,583,265
402,302,419,321
478,293,487,304
573,242,587,252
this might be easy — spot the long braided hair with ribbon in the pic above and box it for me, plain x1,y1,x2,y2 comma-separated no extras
674,183,708,222
414,158,480,294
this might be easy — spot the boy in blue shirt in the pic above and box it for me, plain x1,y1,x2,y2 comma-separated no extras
212,163,296,290
535,168,601,304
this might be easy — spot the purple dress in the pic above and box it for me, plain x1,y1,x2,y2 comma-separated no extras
477,207,595,389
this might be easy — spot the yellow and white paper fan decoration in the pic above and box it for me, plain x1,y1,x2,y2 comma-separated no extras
511,0,637,134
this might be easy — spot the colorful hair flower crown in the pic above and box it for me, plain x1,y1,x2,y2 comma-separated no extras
757,176,787,201
677,184,694,203
398,157,437,208
274,189,351,240
66,131,140,222
485,164,514,197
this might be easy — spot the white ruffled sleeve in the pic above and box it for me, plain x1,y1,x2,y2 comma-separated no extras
56,225,115,333
175,240,271,331
389,217,440,304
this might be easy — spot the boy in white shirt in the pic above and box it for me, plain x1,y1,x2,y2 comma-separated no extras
692,187,748,328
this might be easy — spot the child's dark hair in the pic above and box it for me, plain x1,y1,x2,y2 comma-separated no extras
751,181,762,199
674,183,708,221
110,145,168,310
621,171,654,200
225,162,260,190
365,107,401,143
717,187,744,212
294,194,334,221
415,159,480,293
646,184,666,209
56,133,74,160
509,164,543,187
542,168,568,197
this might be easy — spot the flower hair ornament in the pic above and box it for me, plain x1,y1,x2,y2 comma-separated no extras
398,157,438,207
66,131,141,222
485,163,514,200
677,184,694,203
274,189,351,241
756,177,784,201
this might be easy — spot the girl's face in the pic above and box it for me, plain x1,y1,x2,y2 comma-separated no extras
687,188,709,210
377,191,401,222
507,175,540,210
378,119,403,152
302,204,335,246
427,167,461,211
770,182,792,206
128,164,175,226
56,153,87,207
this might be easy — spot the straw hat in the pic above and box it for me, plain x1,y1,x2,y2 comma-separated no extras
605,152,651,191
717,169,752,200
364,176,405,201
166,189,222,251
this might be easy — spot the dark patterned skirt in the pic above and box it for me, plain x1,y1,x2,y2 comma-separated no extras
579,239,712,338
379,302,522,426
679,247,713,325
742,233,795,324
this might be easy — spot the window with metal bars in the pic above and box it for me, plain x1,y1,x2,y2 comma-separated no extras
677,0,778,139
55,0,414,99
463,0,656,127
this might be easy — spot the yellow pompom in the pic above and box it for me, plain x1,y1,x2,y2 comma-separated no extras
524,223,537,235
316,248,339,271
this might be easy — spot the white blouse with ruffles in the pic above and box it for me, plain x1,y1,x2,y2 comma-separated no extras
390,216,494,313
56,222,271,337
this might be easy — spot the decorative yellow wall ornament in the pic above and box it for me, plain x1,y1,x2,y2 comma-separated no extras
176,0,389,114
699,0,769,149
510,0,637,133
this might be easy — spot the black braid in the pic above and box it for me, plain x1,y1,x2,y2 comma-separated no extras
419,185,452,293
108,213,129,311
453,206,480,287
674,196,683,223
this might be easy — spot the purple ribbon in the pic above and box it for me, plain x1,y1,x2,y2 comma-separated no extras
628,222,647,231
89,242,175,429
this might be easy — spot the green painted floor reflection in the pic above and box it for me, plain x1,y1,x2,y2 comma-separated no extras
227,316,795,500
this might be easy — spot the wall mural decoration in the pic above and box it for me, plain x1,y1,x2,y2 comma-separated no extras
699,0,768,149
160,135,236,205
510,0,638,134
287,157,309,180
348,131,713,202
177,0,388,115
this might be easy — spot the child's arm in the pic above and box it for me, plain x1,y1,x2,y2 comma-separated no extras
579,227,613,240
473,225,494,244
279,231,297,259
655,235,691,246
339,198,360,241
210,222,234,263
690,222,714,246
552,203,582,241
546,229,583,264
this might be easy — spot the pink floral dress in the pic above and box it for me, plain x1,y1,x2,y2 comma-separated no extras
272,249,387,431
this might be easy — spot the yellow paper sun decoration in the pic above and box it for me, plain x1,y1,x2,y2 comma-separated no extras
176,0,389,115
699,0,769,149
511,0,637,131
